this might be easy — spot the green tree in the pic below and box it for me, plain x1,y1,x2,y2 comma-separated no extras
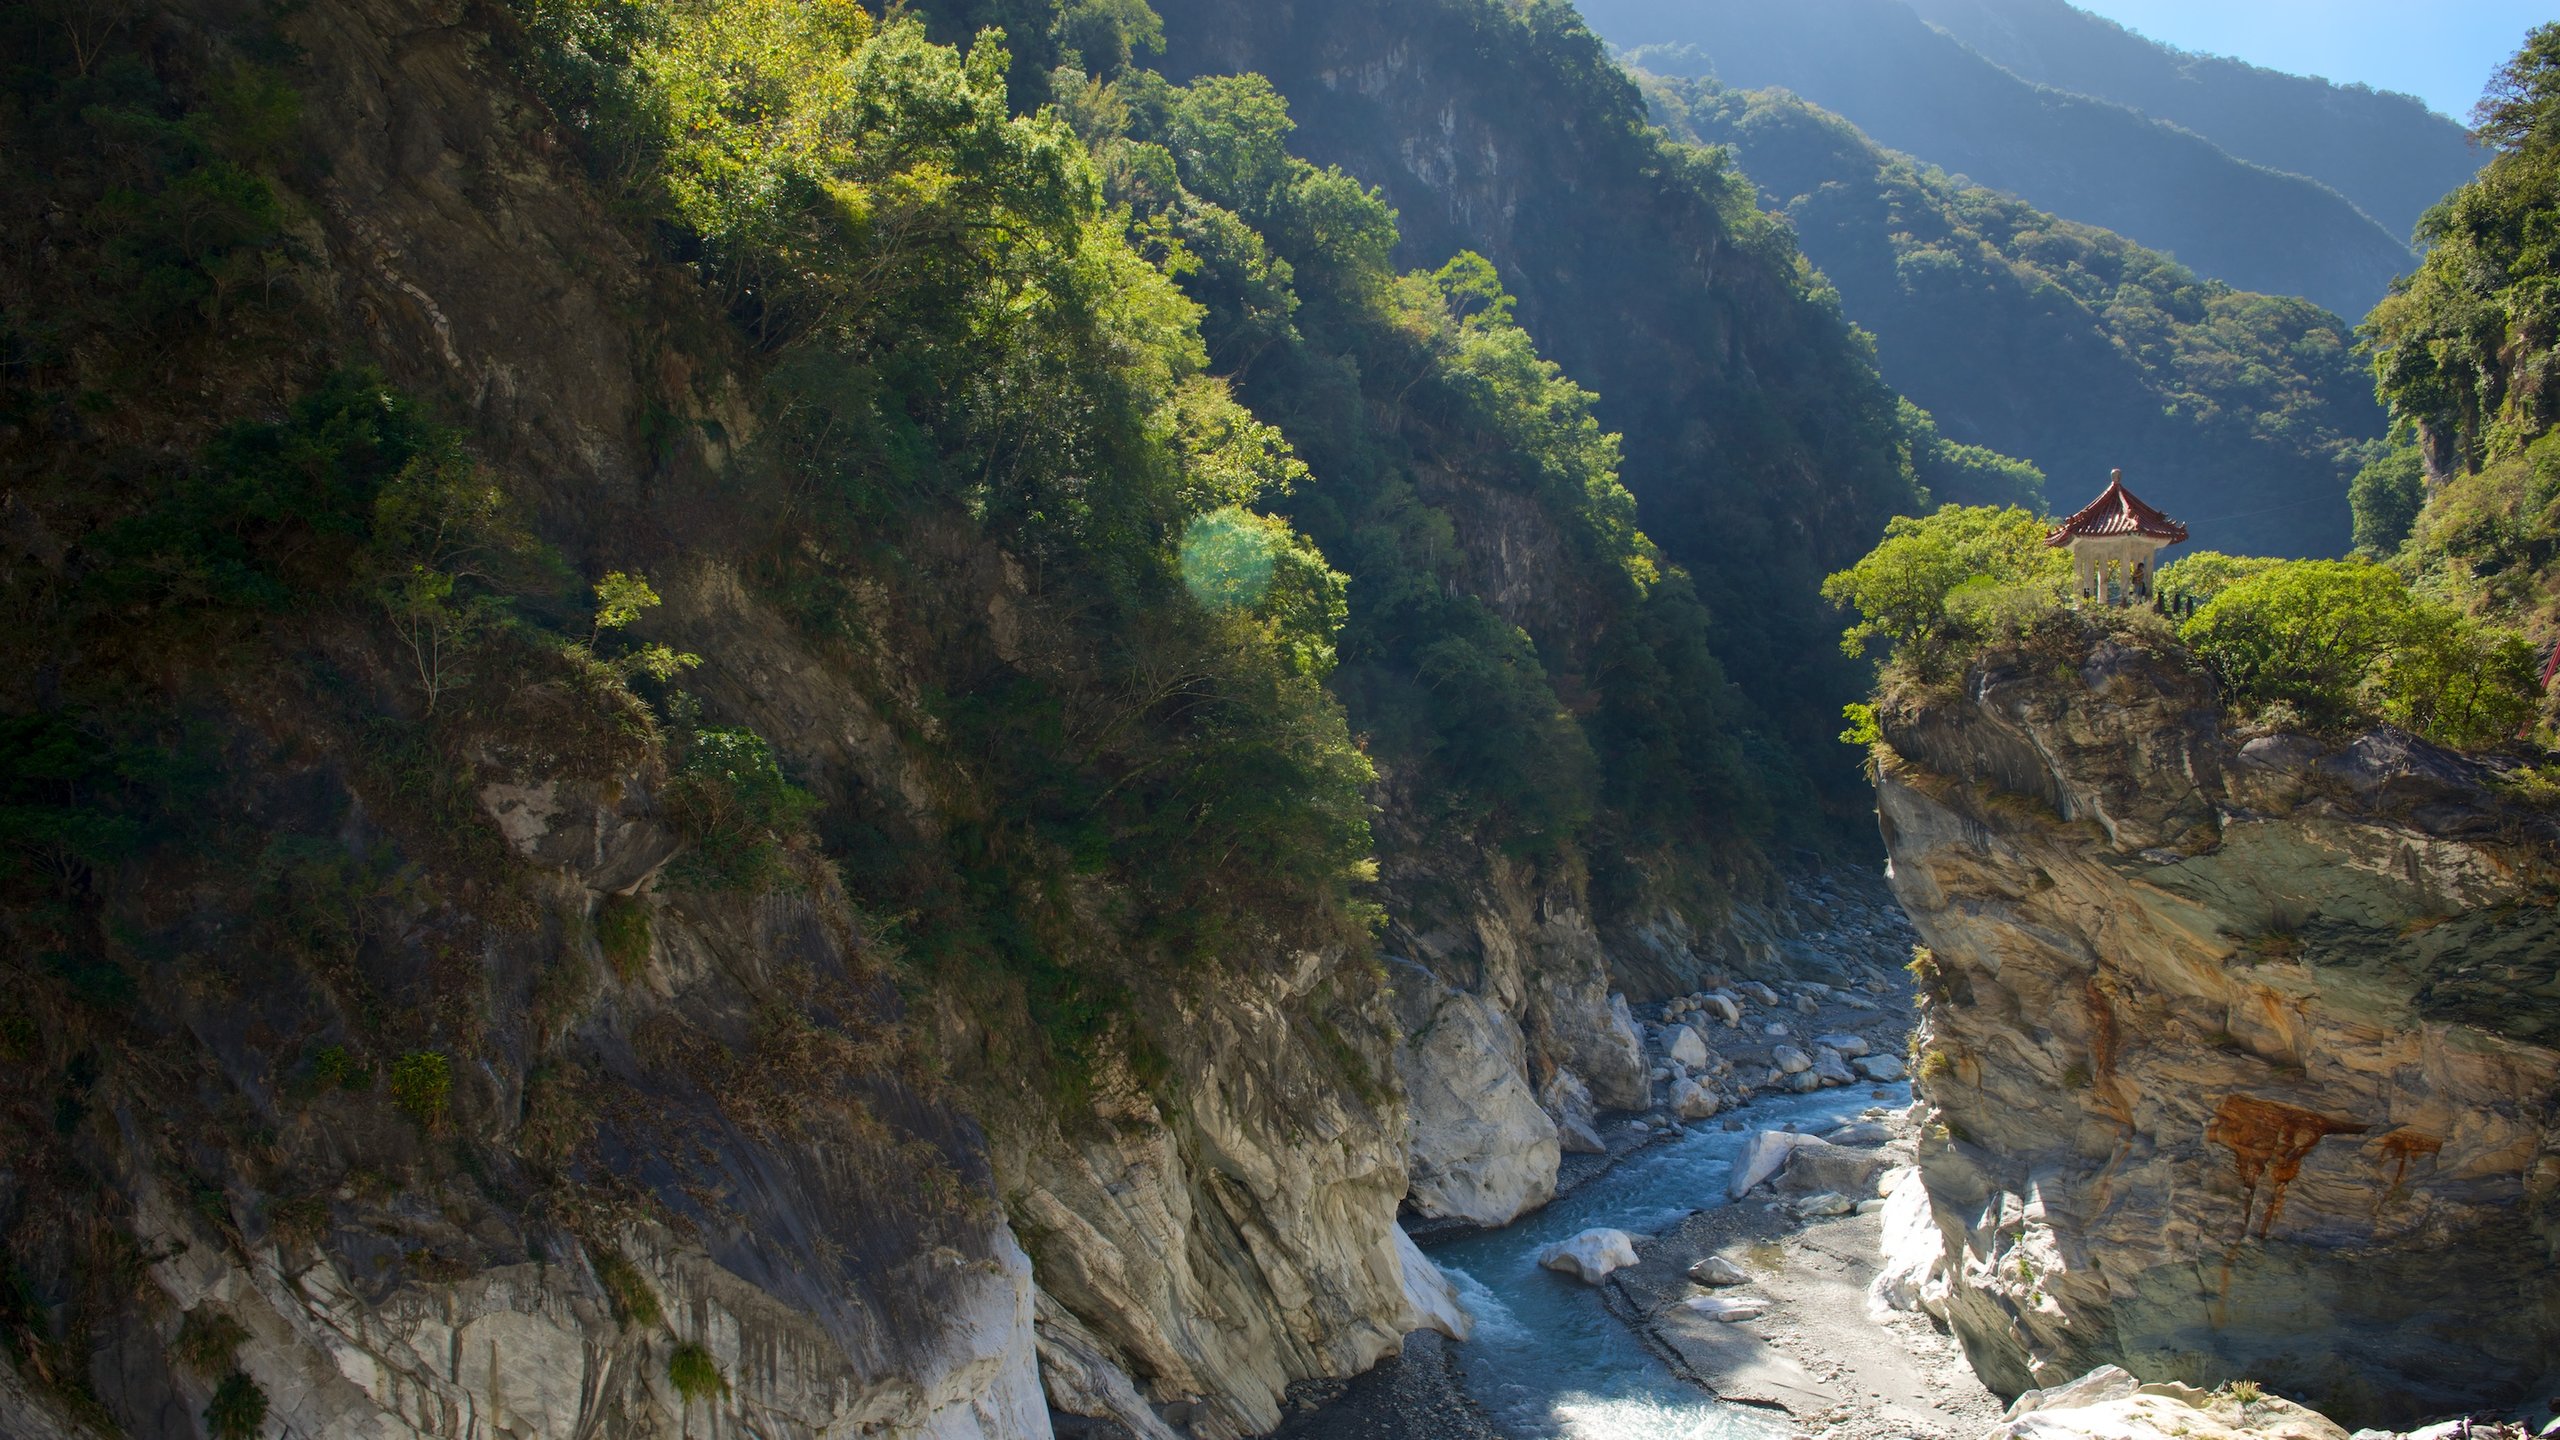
2348,443,2428,557
2475,22,2560,154
1820,504,2066,675
2371,604,2544,748
2176,561,2412,725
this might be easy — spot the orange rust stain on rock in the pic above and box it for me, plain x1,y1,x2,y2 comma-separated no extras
2207,1095,2370,1238
2083,974,2133,1126
2375,1128,2444,1200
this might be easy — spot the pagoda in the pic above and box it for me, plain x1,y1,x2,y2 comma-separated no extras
2046,469,2188,606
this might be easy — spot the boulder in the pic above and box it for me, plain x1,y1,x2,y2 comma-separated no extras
1793,993,1820,1015
1983,1365,2351,1440
1815,1032,1870,1058
1728,1130,1817,1198
1869,1168,1948,1320
1825,1121,1892,1146
1681,1295,1768,1322
1700,992,1743,1027
1810,1048,1857,1086
1778,1137,1889,1197
1851,1054,1906,1082
1687,1255,1748,1286
1666,1025,1711,1069
1793,1191,1855,1217
1538,1228,1639,1284
1669,1077,1721,1121
1772,1045,1813,1075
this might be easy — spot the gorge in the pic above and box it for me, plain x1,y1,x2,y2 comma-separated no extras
0,0,2554,1438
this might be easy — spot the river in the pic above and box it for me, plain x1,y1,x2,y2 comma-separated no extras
1420,1082,1912,1440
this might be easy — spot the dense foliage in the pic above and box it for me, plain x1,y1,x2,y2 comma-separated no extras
1079,63,1793,870
1143,0,1939,822
2179,562,2542,748
1645,74,2384,556
2361,25,2560,737
1819,505,2067,680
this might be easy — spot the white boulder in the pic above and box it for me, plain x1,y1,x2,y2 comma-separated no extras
1682,1295,1768,1322
1538,1228,1640,1284
1772,1045,1813,1075
1728,1129,1817,1198
1810,1048,1857,1086
1666,1025,1711,1069
1700,992,1743,1026
1815,1032,1869,1058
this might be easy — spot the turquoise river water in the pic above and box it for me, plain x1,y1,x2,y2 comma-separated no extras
1423,1082,1912,1440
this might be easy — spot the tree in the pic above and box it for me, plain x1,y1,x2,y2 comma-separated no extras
2348,443,2427,557
2179,561,2415,725
1820,504,2065,675
2475,22,2560,154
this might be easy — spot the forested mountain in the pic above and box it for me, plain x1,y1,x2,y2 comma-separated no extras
1576,0,2416,318
1648,75,2382,557
1139,0,1974,810
1904,0,2481,241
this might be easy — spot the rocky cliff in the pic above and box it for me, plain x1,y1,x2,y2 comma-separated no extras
1874,622,2560,1426
0,0,1475,1435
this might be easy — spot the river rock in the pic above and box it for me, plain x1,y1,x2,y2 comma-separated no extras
1792,992,1819,1014
1688,1255,1749,1285
1682,1295,1769,1322
1728,1129,1817,1198
1740,981,1782,1006
1879,633,2560,1425
1824,1121,1892,1147
1700,992,1743,1026
1667,1024,1712,1068
1778,1136,1888,1197
1539,1228,1640,1283
1793,1191,1855,1217
1816,1032,1870,1058
1771,1045,1813,1074
1810,1048,1857,1086
1851,1053,1906,1082
1669,1077,1721,1120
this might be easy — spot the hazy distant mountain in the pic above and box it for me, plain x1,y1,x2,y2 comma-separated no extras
1905,0,2481,241
1576,0,2416,318
1646,74,2379,557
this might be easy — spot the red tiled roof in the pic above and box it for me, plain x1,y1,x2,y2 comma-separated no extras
2045,471,2188,546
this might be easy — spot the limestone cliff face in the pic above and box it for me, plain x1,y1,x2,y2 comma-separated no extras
1876,627,2560,1426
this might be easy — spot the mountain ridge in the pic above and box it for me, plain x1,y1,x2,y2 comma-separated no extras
1578,0,2418,318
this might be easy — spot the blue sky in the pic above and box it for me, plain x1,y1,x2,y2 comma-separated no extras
2071,1,2545,121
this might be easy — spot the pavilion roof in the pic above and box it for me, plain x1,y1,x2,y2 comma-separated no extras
2045,471,2188,546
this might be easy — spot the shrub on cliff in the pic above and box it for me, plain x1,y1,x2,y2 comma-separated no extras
2178,560,2542,748
1820,504,2068,680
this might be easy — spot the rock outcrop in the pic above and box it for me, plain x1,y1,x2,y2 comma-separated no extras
1877,628,2560,1425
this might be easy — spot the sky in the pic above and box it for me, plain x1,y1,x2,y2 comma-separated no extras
2069,1,2546,121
